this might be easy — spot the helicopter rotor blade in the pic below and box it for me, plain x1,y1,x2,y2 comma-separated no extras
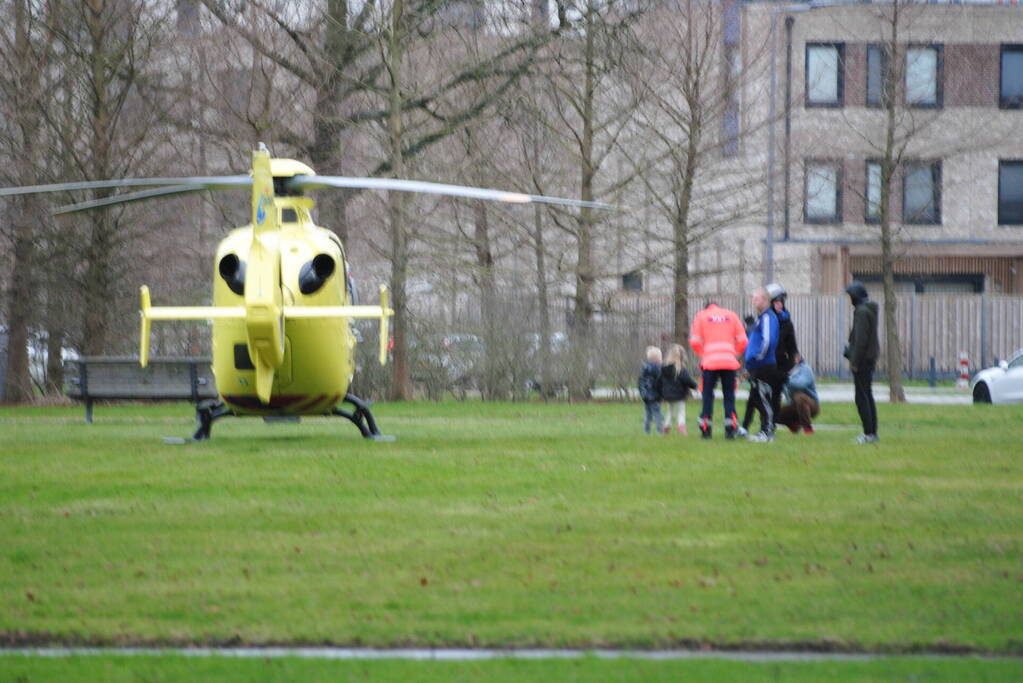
287,175,615,211
0,175,251,199
52,184,209,215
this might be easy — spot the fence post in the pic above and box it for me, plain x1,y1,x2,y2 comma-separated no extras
814,296,821,376
980,290,989,371
837,299,846,380
909,291,917,381
928,356,936,388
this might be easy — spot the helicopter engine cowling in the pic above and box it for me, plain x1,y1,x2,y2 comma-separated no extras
298,254,336,295
218,253,246,296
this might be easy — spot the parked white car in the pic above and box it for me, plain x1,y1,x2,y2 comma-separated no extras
971,348,1023,404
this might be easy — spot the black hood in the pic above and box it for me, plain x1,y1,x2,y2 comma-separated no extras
846,281,869,306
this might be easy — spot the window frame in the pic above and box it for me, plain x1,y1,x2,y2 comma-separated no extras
805,42,845,108
905,43,943,109
902,160,942,225
864,159,883,224
803,159,843,225
1000,44,1023,109
865,43,889,108
998,159,1023,226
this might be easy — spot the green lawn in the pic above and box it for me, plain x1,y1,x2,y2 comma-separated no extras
0,399,1021,676
1,653,1021,682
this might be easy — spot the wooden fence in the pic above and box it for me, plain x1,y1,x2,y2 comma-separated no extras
592,293,1023,378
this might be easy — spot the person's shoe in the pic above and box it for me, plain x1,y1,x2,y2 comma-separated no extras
700,422,712,439
747,431,775,443
803,426,814,435
663,425,672,435
678,425,688,436
854,433,880,444
735,426,748,438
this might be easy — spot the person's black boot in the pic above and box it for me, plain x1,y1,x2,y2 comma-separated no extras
699,418,712,439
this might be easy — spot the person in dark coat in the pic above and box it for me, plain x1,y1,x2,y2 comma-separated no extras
660,343,698,434
844,281,880,444
638,346,664,435
767,283,800,375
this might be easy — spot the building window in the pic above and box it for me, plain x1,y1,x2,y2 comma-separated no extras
999,160,1023,225
1001,45,1023,109
865,161,882,222
866,44,888,107
903,161,941,225
622,270,643,292
805,43,843,107
804,160,842,224
905,45,942,107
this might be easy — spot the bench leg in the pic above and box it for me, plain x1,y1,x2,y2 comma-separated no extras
193,400,231,441
85,399,94,425
332,393,393,441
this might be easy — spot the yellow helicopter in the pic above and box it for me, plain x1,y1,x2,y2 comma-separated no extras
1,145,608,440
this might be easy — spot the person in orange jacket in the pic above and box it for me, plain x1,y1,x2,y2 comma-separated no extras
689,301,748,439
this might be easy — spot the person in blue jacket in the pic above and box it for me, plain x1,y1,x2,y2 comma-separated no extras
743,287,781,442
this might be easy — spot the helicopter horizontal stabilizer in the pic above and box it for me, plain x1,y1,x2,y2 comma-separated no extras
139,285,245,368
284,284,394,365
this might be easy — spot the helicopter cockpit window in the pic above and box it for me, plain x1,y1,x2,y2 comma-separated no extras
218,254,246,296
281,208,297,223
298,254,336,295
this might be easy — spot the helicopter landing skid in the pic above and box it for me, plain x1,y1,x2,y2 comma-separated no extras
333,393,395,441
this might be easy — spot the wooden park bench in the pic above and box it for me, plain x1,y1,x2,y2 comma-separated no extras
64,357,218,423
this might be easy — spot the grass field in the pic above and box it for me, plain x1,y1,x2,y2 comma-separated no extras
1,398,1021,679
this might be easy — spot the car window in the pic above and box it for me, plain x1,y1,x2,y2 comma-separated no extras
1010,353,1023,370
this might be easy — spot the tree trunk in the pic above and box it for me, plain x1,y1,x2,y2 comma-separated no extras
473,199,500,400
3,202,35,402
879,1,906,403
2,0,44,402
310,0,350,243
672,121,700,349
533,203,553,399
387,0,412,401
81,0,115,356
568,6,597,401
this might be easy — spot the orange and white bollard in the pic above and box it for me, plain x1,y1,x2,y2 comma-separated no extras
957,352,970,390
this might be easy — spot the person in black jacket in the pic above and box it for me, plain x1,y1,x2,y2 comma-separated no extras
767,283,799,375
660,344,698,435
638,346,664,435
844,281,880,444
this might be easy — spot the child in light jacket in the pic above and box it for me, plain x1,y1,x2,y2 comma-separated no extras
660,344,698,435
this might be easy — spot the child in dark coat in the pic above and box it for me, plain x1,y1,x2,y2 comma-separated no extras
638,346,664,434
661,344,698,434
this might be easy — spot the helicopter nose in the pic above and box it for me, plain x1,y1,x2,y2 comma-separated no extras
298,253,336,295
218,253,246,296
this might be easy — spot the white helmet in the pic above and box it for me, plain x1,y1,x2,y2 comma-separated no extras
765,282,786,302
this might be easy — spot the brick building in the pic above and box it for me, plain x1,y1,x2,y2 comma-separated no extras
749,0,1023,294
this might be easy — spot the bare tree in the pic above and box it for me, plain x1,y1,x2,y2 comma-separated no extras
546,0,644,400
0,0,57,400
626,0,773,348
